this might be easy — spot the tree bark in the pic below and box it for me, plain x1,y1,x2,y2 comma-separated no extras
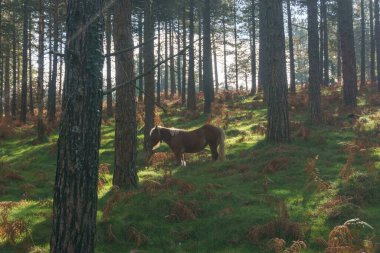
20,0,29,123
177,18,181,97
112,0,138,189
308,0,322,123
157,19,161,104
203,0,213,114
287,0,296,94
187,0,196,110
106,8,113,117
259,0,269,102
0,0,2,120
143,0,155,160
261,0,290,142
338,0,357,106
49,0,104,251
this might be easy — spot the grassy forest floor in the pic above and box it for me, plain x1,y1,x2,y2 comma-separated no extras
1,86,380,253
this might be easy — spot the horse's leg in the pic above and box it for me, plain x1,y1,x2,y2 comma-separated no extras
209,143,219,161
182,154,186,166
174,151,183,166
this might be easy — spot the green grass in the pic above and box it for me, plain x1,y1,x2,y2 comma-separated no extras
1,88,380,252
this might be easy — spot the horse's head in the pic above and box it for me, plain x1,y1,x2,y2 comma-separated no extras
150,125,161,150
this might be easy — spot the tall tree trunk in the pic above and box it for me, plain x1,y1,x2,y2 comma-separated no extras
338,0,357,106
182,5,187,105
36,0,45,141
143,0,155,160
360,0,366,89
234,0,238,90
177,18,181,97
112,0,138,188
20,0,28,123
170,19,176,97
0,0,2,120
261,0,290,142
164,21,169,99
319,2,324,87
187,0,196,110
49,0,104,251
48,0,58,124
322,0,329,86
222,16,228,90
4,47,10,119
212,29,219,94
106,9,113,117
198,11,203,93
203,0,213,114
11,16,17,119
58,33,63,104
28,11,34,116
287,0,296,94
157,19,161,104
259,0,268,101
375,0,380,91
138,12,144,101
370,0,375,83
250,0,256,95
308,0,322,123
337,28,342,84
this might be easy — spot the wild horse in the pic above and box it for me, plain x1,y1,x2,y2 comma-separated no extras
150,124,225,166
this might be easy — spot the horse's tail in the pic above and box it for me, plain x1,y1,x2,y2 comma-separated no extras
218,127,226,161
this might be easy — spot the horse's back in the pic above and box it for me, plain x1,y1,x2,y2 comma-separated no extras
201,124,221,142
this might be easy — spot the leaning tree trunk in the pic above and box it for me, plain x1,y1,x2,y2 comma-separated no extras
106,9,113,117
36,0,46,142
48,0,59,124
143,0,155,160
112,0,138,189
49,0,104,251
308,0,322,123
203,0,213,114
261,0,290,142
287,0,296,94
375,0,380,91
338,0,357,106
20,0,29,123
187,0,196,110
360,0,366,89
370,0,375,84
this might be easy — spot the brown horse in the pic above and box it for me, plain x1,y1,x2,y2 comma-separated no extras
150,124,225,166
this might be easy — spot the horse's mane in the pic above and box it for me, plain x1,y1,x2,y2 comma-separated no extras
158,126,186,137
